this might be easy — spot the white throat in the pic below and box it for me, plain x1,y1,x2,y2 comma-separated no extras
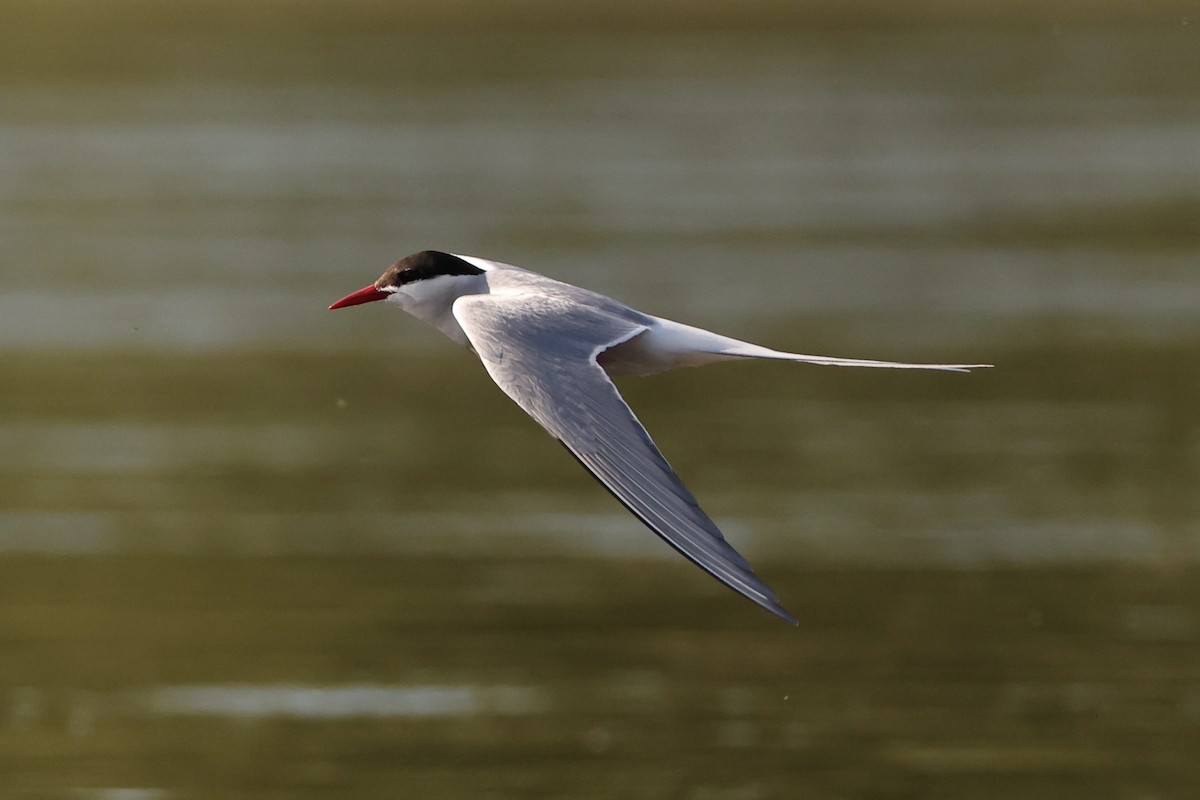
385,272,487,345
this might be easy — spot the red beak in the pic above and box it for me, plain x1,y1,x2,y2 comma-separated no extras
329,284,388,310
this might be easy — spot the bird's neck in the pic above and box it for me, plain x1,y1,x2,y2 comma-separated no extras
392,272,489,346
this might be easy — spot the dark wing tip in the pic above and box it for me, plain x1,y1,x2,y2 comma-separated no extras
557,439,798,627
773,605,800,626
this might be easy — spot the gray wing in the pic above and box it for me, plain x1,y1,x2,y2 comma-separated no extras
453,292,797,625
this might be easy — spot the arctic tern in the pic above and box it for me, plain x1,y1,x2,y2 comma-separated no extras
330,251,990,624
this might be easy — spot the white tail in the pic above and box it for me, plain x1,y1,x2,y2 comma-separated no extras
721,343,991,373
605,317,992,376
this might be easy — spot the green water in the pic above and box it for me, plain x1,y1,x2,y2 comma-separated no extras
2,3,1198,797
1,555,1198,798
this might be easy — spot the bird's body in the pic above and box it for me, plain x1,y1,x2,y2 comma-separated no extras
331,251,989,624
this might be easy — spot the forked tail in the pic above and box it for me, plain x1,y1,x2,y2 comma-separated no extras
721,342,991,373
641,319,992,374
743,348,991,373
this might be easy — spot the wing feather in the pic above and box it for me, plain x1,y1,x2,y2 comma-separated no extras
453,293,796,625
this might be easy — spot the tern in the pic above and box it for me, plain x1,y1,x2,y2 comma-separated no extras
330,251,990,624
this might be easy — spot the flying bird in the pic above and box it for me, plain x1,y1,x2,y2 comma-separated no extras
330,251,990,624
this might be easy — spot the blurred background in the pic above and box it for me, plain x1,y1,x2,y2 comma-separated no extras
1,1,1198,797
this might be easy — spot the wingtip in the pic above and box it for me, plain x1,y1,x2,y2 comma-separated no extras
769,604,800,626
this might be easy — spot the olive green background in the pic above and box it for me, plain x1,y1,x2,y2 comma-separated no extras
1,2,1197,797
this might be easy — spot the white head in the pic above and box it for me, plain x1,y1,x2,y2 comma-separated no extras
329,250,490,343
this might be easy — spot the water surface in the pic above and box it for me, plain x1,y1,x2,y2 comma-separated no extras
1,5,1198,798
